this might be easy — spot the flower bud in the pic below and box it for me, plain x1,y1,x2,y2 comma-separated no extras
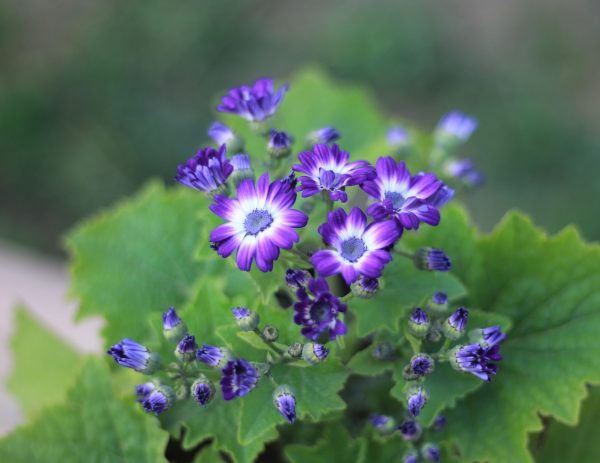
288,342,303,358
421,443,441,462
402,450,419,463
196,344,233,369
230,154,255,187
107,338,160,374
408,307,430,338
285,268,310,290
443,307,469,340
302,342,329,365
469,325,506,347
191,374,215,407
435,111,477,145
351,276,379,298
386,126,409,150
175,334,197,362
398,419,422,441
135,382,156,403
231,307,260,332
141,384,175,415
273,384,296,423
262,325,279,342
268,130,293,159
426,291,448,314
370,414,397,436
432,415,446,432
162,307,187,343
414,247,452,272
208,121,244,154
407,386,428,417
306,126,340,145
409,353,434,378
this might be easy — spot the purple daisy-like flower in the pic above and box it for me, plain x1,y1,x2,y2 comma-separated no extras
273,385,296,424
176,144,233,196
361,157,443,229
410,353,434,377
436,111,478,141
293,277,348,340
220,359,260,400
216,78,288,122
209,173,308,272
311,208,400,284
107,338,159,374
450,343,503,381
292,144,375,202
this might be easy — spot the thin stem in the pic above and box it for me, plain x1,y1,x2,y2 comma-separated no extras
394,249,415,259
405,332,422,354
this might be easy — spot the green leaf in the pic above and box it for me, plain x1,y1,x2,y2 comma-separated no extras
66,182,208,345
7,307,83,420
530,386,600,463
445,213,600,463
351,257,467,337
0,359,169,463
285,421,367,463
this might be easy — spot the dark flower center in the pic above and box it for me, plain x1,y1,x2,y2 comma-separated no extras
244,210,274,235
310,300,333,323
340,237,366,262
384,191,405,209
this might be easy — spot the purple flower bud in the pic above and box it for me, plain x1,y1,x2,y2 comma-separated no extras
107,338,160,374
220,359,260,400
175,335,197,361
268,130,293,158
135,382,155,402
191,375,215,407
426,291,449,314
302,342,329,365
208,122,235,145
422,443,441,462
443,307,469,340
285,268,310,289
433,415,447,431
436,111,478,142
445,158,484,187
408,307,430,338
403,450,419,463
196,344,233,369
162,307,187,343
370,414,397,436
307,126,340,145
273,384,296,423
386,126,409,148
351,276,380,298
142,384,175,415
415,247,452,272
231,307,260,332
398,419,422,441
450,343,503,381
410,353,434,378
477,325,507,347
230,154,255,186
407,386,428,417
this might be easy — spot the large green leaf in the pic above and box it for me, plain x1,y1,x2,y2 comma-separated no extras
445,213,600,463
66,182,209,344
7,307,83,420
0,359,169,463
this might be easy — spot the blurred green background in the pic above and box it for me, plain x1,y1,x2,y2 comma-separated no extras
1,0,599,254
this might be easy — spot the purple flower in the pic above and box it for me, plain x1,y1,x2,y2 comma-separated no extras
191,376,215,406
407,386,428,417
175,335,197,361
135,382,155,403
399,419,422,441
176,145,233,196
307,127,341,145
445,158,484,187
361,157,443,229
196,344,233,369
162,307,187,342
386,126,409,148
293,277,347,340
285,268,310,289
268,130,293,158
229,154,255,186
370,414,397,436
142,385,175,415
273,385,296,424
479,325,507,347
302,342,329,365
209,173,308,272
208,122,235,145
403,451,419,463
410,353,434,377
220,359,260,400
433,415,447,431
428,183,455,208
415,247,452,272
216,78,289,122
292,144,375,202
443,307,469,339
351,275,379,298
436,111,478,141
231,306,260,332
408,307,430,337
422,443,441,462
450,343,503,381
312,208,400,284
107,339,159,374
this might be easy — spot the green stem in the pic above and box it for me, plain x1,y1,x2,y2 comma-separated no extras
394,249,415,259
287,247,312,265
405,332,422,354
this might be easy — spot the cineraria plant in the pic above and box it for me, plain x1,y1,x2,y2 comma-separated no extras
2,69,600,463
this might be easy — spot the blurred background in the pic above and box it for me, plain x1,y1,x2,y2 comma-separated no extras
0,0,599,435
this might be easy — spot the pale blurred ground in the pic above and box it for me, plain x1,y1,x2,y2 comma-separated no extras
0,241,103,436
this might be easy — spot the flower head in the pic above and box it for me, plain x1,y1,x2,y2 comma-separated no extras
209,173,308,272
370,414,397,436
450,343,503,381
351,275,379,298
231,307,260,332
268,130,293,158
162,307,187,343
410,353,434,378
361,157,443,229
422,443,441,462
386,126,409,148
293,277,347,340
107,338,159,374
403,451,419,463
302,342,329,365
142,385,175,415
398,419,422,441
230,154,255,186
407,386,428,417
285,268,310,289
408,307,430,338
307,126,341,145
175,335,197,361
220,359,260,400
273,385,297,424
196,344,233,369
176,145,233,196
443,307,469,340
216,78,288,122
414,247,452,272
445,158,484,187
436,111,478,142
312,208,400,284
293,144,375,202
426,291,449,314
191,375,215,407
